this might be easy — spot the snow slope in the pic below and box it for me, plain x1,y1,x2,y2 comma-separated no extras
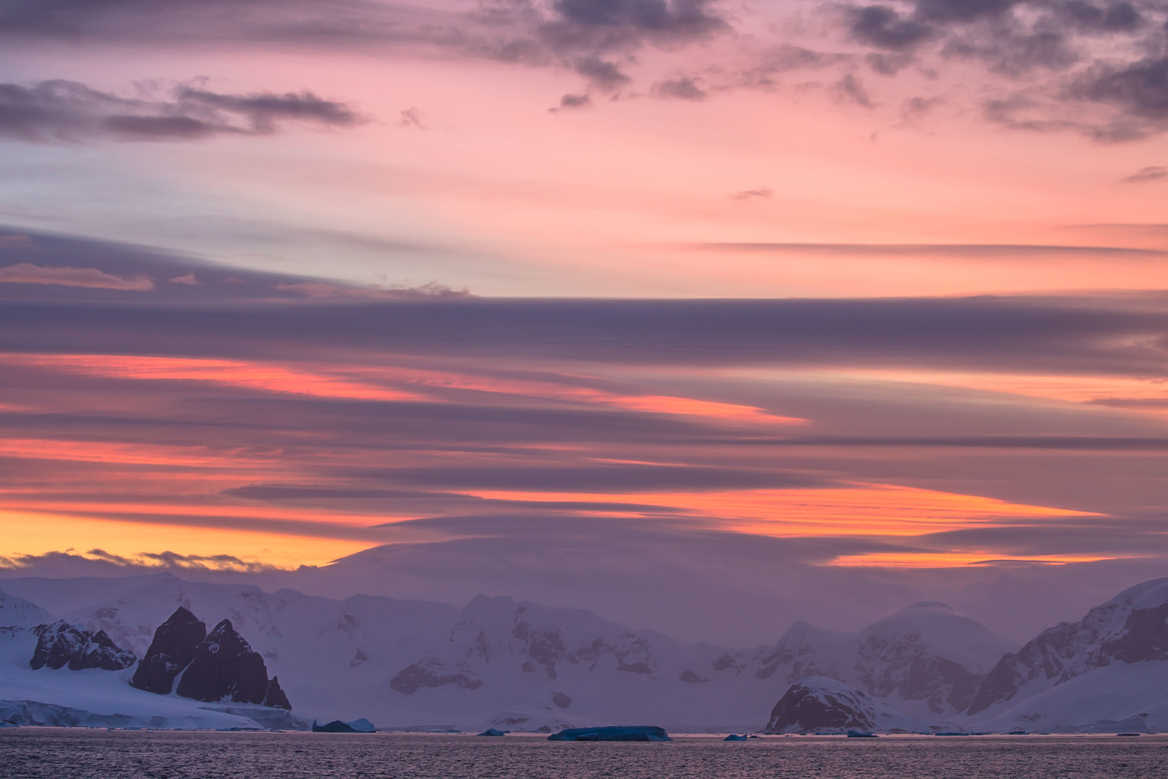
0,588,52,628
0,626,297,729
968,577,1168,729
1,574,458,723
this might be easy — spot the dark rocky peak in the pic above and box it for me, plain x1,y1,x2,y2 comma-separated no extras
30,621,136,671
764,677,876,733
129,607,207,694
176,619,271,705
263,676,292,710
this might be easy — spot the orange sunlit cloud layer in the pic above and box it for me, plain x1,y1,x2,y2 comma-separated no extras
0,321,1156,574
2,353,425,403
3,353,801,427
465,484,1098,537
827,552,1127,568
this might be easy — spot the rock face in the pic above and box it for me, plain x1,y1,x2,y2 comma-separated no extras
389,660,483,694
130,607,206,694
764,677,876,733
130,609,291,709
854,603,1003,714
176,619,271,704
263,676,292,709
968,578,1168,715
29,621,136,671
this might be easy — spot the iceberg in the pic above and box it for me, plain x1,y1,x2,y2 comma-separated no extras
311,718,376,733
547,725,670,741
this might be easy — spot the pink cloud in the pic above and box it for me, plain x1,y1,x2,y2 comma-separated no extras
0,262,154,291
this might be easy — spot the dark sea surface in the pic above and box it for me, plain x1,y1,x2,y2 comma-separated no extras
3,729,1168,778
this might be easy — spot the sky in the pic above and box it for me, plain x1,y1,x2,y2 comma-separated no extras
1,0,1168,641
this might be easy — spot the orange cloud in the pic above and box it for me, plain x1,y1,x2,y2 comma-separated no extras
0,438,276,468
341,363,803,426
833,369,1168,412
827,551,1125,568
0,499,407,526
604,394,803,425
467,482,1097,537
2,353,425,403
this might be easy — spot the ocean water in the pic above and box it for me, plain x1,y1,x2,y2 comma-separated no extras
2,730,1167,778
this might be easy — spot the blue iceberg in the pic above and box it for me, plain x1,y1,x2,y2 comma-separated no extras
312,718,376,733
548,726,671,742
477,728,508,737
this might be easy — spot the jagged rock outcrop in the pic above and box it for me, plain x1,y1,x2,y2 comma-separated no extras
130,607,206,694
176,619,271,704
29,621,135,671
129,609,291,709
389,660,483,694
764,677,877,733
968,578,1168,715
263,676,292,709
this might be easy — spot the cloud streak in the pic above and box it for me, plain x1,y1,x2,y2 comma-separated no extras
0,80,361,143
0,262,154,290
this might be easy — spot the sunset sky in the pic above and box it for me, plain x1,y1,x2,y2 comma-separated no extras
2,0,1168,639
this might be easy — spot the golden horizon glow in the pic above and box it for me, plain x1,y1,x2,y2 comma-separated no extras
0,509,375,568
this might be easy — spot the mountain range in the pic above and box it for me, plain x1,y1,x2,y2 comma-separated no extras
2,574,1168,732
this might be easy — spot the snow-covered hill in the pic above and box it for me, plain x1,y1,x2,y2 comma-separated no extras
0,587,51,628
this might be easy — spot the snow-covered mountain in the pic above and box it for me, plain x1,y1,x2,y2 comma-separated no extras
0,622,298,730
967,577,1168,732
0,573,458,722
685,601,1011,729
853,601,1012,718
384,594,729,731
